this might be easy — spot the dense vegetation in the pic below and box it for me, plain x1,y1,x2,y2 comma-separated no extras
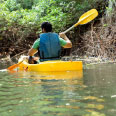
0,0,115,61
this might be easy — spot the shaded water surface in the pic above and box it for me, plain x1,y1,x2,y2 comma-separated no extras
0,63,116,116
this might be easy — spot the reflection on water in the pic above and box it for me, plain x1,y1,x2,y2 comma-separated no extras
0,63,116,116
16,70,83,79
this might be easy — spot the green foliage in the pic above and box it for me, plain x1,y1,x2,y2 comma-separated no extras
5,0,21,11
16,0,33,9
0,0,102,41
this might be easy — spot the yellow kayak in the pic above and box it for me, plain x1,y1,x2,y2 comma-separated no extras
18,59,83,72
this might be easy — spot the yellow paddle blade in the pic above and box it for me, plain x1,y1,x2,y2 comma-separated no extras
7,61,23,71
79,9,98,24
74,9,98,27
64,9,98,33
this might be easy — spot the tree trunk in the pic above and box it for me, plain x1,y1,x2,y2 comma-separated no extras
106,0,116,23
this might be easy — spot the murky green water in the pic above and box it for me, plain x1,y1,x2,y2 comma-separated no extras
0,63,116,116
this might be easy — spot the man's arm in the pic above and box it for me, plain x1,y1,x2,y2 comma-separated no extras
59,32,72,48
28,39,39,56
28,48,38,56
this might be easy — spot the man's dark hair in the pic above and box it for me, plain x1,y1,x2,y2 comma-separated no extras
41,22,52,32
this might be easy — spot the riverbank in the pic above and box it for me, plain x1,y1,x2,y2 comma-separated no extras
0,13,115,62
0,1,115,67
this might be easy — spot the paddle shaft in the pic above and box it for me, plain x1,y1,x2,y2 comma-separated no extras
63,25,75,34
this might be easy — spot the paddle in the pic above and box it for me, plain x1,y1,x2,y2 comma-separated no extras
7,60,23,71
64,9,98,33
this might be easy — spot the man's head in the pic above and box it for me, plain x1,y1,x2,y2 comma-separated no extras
41,22,52,33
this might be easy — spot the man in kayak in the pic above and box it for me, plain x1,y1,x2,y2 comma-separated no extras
28,22,72,64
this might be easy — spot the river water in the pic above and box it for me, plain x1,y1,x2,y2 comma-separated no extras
0,63,116,116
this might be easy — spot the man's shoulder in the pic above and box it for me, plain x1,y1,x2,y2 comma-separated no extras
34,38,40,42
40,33,59,39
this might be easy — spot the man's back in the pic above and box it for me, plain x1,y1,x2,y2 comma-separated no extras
39,33,61,61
